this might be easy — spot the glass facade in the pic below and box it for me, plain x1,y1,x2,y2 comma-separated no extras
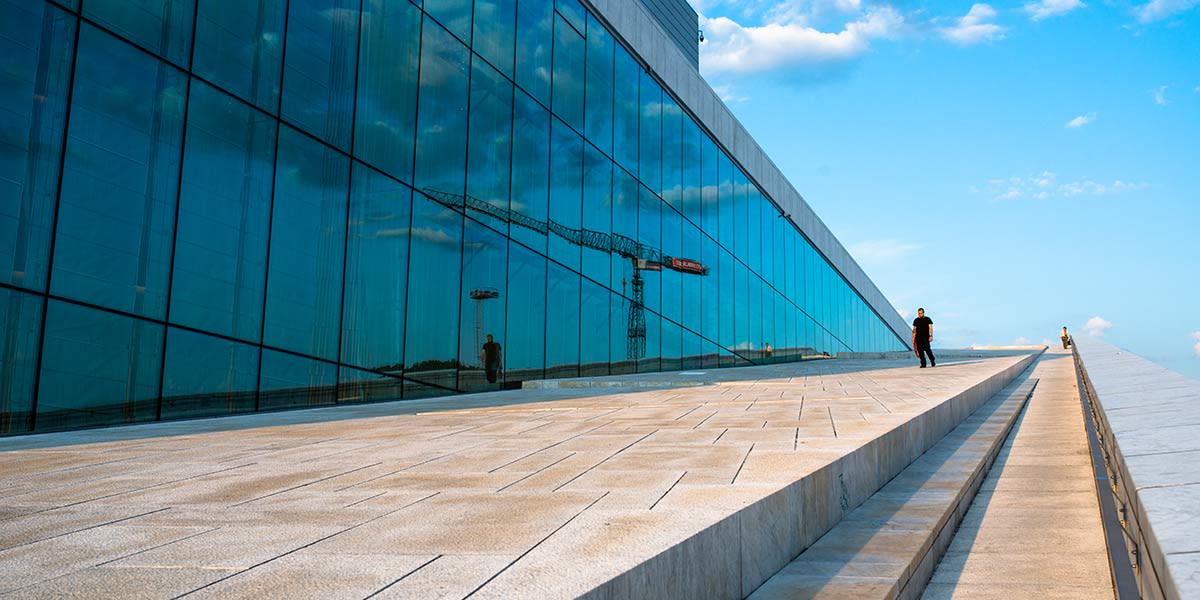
0,0,905,435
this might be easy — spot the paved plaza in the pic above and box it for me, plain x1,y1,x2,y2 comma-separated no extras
1,353,1035,599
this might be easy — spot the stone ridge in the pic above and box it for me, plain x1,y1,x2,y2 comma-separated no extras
1072,335,1200,600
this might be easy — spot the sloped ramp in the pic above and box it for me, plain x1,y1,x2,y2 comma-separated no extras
748,378,1039,599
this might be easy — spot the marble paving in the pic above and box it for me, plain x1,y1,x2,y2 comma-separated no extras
0,352,1033,599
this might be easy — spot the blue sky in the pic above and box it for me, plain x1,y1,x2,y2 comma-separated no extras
692,0,1200,377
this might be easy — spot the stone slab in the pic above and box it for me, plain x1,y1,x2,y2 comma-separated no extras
1073,335,1200,600
0,352,1037,598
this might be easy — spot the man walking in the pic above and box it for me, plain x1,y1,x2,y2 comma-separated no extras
912,308,935,368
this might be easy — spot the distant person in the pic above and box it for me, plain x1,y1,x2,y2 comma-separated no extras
1061,326,1071,349
912,308,935,368
482,334,502,383
764,342,773,358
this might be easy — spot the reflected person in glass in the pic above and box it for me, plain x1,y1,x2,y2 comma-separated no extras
482,334,503,384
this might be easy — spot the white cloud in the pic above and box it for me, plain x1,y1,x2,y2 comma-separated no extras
1060,179,1147,196
1083,316,1113,337
941,4,1006,45
986,171,1148,200
1192,331,1200,357
849,239,925,262
1134,0,1200,23
699,7,905,75
1025,0,1086,20
1153,85,1169,105
1066,113,1097,128
1015,336,1031,345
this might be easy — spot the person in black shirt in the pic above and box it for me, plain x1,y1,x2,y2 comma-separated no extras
482,334,502,383
912,308,935,368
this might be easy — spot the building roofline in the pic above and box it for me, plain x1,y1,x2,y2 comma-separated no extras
583,0,912,346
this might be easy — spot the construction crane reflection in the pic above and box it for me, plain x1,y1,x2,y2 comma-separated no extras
421,188,707,360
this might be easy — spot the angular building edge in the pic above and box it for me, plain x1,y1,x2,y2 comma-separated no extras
585,0,912,347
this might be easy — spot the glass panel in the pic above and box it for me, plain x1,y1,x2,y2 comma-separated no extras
263,126,348,360
579,277,608,376
356,0,421,183
36,301,163,431
580,145,611,286
733,168,748,263
773,289,785,360
661,96,682,207
638,71,661,194
414,17,470,197
551,13,583,132
701,233,718,343
505,241,545,382
610,293,634,374
612,43,638,173
545,261,579,378
161,327,258,419
734,261,749,357
338,365,404,403
746,187,761,274
514,0,551,105
681,330,703,370
637,185,660,315
425,0,472,43
509,89,549,253
0,287,41,433
749,275,762,360
555,0,585,34
661,204,681,324
803,239,814,316
193,0,285,111
404,190,462,390
0,1,73,292
716,150,732,249
700,134,718,238
472,0,516,76
341,162,410,374
680,116,702,226
258,349,337,410
611,166,637,298
548,119,581,270
84,0,194,66
583,12,613,156
680,218,701,333
638,310,659,373
661,318,680,372
458,219,507,391
465,56,513,232
53,26,185,319
171,81,274,341
718,248,734,351
703,339,719,369
280,0,358,150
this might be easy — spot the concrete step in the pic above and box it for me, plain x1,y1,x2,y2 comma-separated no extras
747,377,1039,600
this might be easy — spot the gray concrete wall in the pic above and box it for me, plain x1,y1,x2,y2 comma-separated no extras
636,0,699,68
582,0,913,348
1072,335,1200,600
